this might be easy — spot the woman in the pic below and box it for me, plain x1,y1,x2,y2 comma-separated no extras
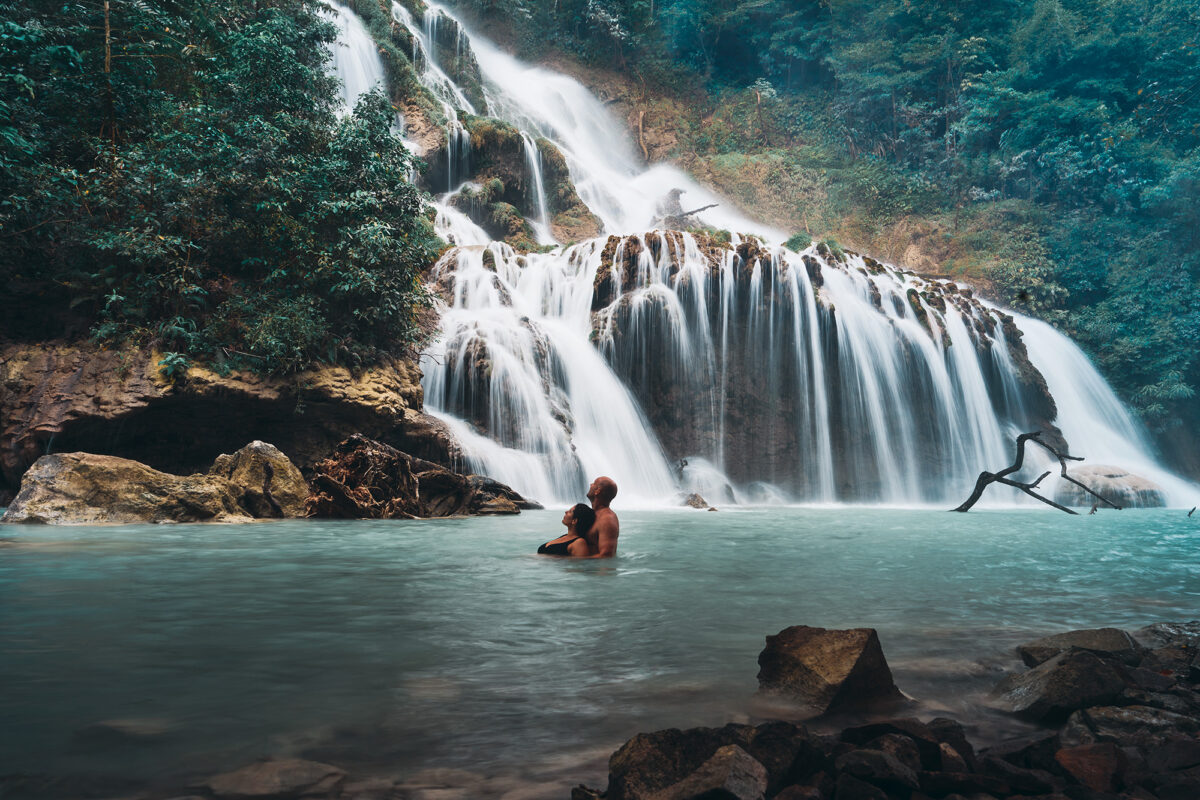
537,503,595,557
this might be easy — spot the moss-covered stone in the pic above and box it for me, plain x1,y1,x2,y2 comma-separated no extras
537,138,602,242
422,10,488,113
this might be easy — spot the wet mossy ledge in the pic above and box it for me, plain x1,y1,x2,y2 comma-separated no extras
428,115,602,249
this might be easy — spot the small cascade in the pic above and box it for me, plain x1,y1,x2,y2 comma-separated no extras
390,2,474,192
520,132,555,245
322,1,387,114
423,241,678,504
323,3,1195,507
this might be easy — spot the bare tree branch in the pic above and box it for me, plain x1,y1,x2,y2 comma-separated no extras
952,430,1122,514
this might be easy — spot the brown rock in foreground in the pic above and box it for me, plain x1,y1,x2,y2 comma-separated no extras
646,744,768,800
1017,627,1144,667
604,723,826,800
990,649,1128,723
1,452,254,524
756,626,904,717
305,434,537,519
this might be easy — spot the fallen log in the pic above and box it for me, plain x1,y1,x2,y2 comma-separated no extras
953,431,1121,514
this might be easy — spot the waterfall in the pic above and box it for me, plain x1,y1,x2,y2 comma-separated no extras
325,4,1195,507
520,132,555,246
323,1,387,114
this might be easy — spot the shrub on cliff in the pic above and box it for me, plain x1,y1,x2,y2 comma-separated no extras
0,0,441,373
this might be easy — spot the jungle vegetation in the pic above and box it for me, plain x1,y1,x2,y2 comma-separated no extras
0,0,441,375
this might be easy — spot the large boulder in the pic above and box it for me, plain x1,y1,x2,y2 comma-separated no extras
603,723,827,800
305,434,536,519
2,443,312,524
990,649,1128,723
1,452,253,524
1017,627,1144,667
209,441,310,518
755,626,904,717
646,744,768,800
1054,742,1127,793
203,758,345,799
1063,705,1200,750
1054,465,1166,508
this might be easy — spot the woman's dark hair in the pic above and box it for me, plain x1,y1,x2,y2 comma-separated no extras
571,503,596,535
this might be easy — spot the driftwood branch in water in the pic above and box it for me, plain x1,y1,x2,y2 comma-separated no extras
952,430,1122,514
680,203,719,217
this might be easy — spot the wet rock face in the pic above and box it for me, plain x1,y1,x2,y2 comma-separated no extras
1054,464,1167,508
755,626,904,718
605,722,826,800
591,236,1070,498
538,138,603,243
1017,627,1145,667
423,11,488,114
209,441,310,519
991,649,1128,723
0,342,455,499
305,434,536,519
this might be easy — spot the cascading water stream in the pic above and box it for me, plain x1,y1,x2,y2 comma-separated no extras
324,3,1196,507
520,132,555,245
322,1,387,114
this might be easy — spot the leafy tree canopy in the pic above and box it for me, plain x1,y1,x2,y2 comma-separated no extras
0,0,440,374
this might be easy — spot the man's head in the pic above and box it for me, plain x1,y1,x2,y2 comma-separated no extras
587,476,618,507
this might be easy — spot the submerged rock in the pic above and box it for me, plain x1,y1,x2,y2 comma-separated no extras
755,626,904,718
1053,464,1166,508
203,758,345,799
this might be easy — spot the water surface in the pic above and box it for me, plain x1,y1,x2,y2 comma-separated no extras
1,508,1197,791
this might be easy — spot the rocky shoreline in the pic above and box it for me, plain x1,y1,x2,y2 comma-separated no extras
0,341,459,507
0,434,537,524
6,621,1193,800
567,622,1200,800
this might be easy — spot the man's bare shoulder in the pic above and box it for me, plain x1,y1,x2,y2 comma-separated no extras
595,508,619,531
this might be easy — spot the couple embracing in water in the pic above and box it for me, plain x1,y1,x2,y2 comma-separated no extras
537,476,620,559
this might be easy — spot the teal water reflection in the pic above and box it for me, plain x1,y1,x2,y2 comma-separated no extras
1,508,1197,785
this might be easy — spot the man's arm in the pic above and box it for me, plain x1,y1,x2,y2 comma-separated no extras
587,514,618,558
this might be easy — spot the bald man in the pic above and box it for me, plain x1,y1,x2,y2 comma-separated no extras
585,476,619,558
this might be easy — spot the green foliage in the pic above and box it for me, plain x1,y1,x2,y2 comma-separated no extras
0,0,440,374
785,233,810,252
157,352,192,384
